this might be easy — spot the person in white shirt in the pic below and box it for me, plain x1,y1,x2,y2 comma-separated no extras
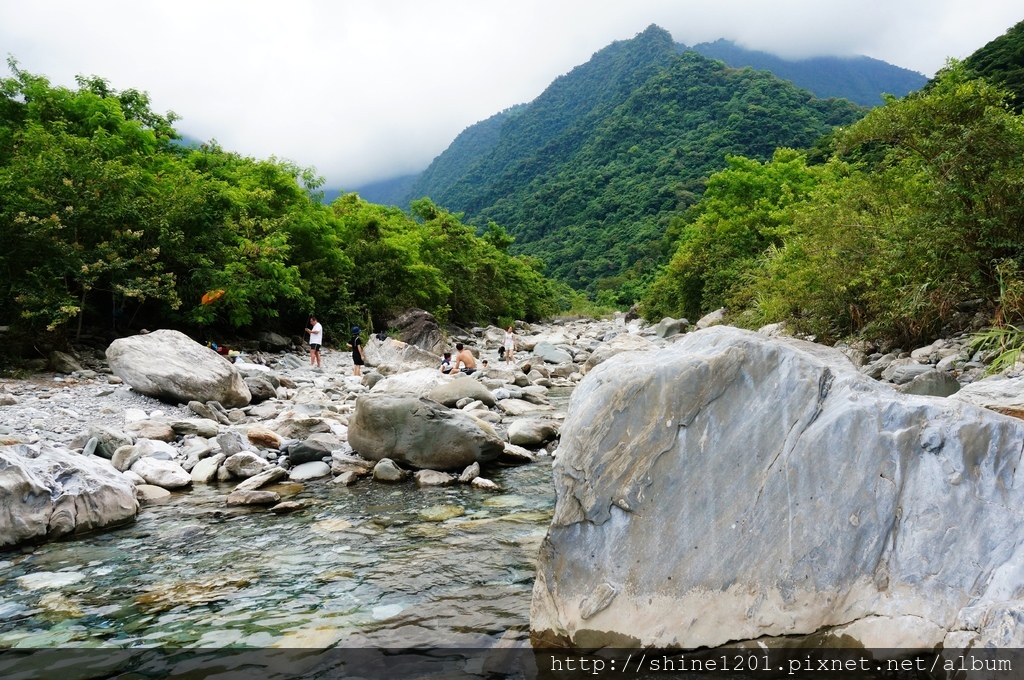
305,316,323,368
503,326,516,366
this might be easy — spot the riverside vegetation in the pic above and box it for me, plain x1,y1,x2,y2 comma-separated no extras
0,59,561,364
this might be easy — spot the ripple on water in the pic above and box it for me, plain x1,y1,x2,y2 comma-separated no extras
0,461,557,647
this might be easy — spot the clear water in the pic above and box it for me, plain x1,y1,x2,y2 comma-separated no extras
0,459,556,650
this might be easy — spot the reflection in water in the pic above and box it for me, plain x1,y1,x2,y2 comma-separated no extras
0,462,555,648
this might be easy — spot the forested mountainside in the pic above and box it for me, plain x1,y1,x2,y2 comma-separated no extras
686,39,927,106
962,19,1024,112
372,26,919,215
420,25,680,216
642,28,1024,347
398,106,524,209
478,53,862,297
400,26,863,298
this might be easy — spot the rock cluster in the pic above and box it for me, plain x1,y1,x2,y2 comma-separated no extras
0,314,656,548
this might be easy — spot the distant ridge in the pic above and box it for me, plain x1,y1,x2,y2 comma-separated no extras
686,39,927,106
374,27,924,214
397,25,864,293
346,173,419,207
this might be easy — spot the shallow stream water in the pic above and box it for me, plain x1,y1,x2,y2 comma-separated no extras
0,461,555,651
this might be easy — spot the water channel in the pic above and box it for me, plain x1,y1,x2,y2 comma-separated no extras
0,460,555,651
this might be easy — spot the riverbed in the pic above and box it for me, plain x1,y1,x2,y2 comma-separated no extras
0,460,555,650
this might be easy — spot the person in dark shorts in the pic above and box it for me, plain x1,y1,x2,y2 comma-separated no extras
349,326,365,376
451,342,477,375
305,316,323,368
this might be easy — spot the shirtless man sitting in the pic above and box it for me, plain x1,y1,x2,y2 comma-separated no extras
450,343,477,375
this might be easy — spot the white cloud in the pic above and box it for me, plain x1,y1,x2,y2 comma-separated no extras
0,1,1017,187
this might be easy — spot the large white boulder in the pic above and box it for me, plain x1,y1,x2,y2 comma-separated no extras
950,375,1024,419
0,444,138,548
532,325,1024,650
583,332,657,372
363,337,440,371
106,329,251,408
370,367,450,397
349,394,505,470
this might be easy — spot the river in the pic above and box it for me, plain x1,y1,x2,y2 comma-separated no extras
0,460,555,651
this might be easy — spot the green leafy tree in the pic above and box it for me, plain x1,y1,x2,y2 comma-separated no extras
735,63,1024,343
643,148,821,321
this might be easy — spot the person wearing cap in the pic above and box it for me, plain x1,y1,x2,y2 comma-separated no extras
305,316,323,369
349,326,365,376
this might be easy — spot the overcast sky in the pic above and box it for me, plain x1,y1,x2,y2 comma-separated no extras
1,1,1019,188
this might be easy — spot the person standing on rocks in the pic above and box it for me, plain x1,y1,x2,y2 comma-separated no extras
503,325,517,366
305,316,323,369
451,343,477,375
349,326,365,376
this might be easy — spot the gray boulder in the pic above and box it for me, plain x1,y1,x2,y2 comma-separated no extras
0,444,138,548
223,452,270,479
363,337,440,371
289,461,332,481
694,307,726,329
888,362,934,385
287,438,334,465
507,418,560,447
349,394,505,470
372,458,407,482
244,377,277,404
106,329,251,408
654,317,689,339
233,466,288,491
331,451,375,476
129,457,191,489
191,453,226,484
950,376,1024,419
255,331,291,351
189,400,229,424
168,418,220,438
50,351,85,374
533,341,572,365
583,333,656,373
388,308,446,355
414,470,455,487
370,367,450,397
427,376,496,408
226,490,280,506
532,325,1024,650
861,353,897,380
80,425,133,459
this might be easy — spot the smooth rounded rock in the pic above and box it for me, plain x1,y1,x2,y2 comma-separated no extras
106,329,251,408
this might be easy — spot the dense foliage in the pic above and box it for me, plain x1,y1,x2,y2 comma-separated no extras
475,53,863,298
645,64,1024,345
402,27,863,301
688,39,927,107
0,61,558,348
962,20,1024,113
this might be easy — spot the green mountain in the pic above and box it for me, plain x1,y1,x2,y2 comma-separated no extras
404,25,864,296
962,19,1024,112
687,39,927,106
402,105,524,208
426,25,680,216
